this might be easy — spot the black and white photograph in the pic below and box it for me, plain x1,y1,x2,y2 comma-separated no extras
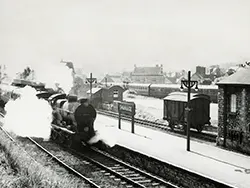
0,0,250,187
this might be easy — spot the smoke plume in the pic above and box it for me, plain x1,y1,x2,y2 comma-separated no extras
3,86,52,140
34,63,73,94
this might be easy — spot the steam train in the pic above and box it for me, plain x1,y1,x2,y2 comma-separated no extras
103,82,218,103
37,91,99,148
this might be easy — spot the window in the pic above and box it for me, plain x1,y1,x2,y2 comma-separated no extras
230,94,237,113
113,90,119,98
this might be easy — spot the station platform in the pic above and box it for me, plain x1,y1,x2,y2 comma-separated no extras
95,114,250,188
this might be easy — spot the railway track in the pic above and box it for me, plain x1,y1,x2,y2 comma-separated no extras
97,109,217,142
65,145,178,188
0,124,99,187
22,134,180,188
0,111,178,187
27,137,100,188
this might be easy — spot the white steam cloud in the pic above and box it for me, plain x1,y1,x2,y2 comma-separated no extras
88,126,117,148
34,63,73,94
3,86,52,140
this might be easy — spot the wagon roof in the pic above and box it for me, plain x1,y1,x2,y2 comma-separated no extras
164,92,210,102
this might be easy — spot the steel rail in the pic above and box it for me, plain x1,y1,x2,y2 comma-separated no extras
66,146,179,188
27,137,100,188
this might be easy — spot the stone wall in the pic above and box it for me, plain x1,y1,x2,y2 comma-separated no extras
217,85,250,154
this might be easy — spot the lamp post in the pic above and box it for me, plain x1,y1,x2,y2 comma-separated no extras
86,73,97,101
180,71,198,151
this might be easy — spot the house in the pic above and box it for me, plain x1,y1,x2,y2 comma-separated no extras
131,64,165,84
191,72,205,84
216,67,250,154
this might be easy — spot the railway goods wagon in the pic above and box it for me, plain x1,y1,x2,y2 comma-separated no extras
163,92,211,132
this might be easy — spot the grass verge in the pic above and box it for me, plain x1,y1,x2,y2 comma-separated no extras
0,130,91,188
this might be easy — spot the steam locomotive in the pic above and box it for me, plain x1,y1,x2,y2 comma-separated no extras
37,91,99,148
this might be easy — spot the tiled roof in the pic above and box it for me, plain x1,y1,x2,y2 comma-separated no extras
217,67,250,85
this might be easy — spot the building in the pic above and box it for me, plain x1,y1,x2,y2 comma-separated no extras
100,74,122,84
216,67,250,154
195,66,206,76
87,85,124,108
131,64,165,84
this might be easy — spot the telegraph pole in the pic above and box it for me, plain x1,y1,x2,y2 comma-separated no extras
180,71,198,151
86,73,97,101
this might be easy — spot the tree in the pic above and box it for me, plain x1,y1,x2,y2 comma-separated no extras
20,67,32,79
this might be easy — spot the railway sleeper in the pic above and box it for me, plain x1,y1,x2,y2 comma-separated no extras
124,173,140,177
129,176,146,180
137,180,152,184
115,168,130,172
125,185,133,188
151,182,160,186
110,166,123,169
118,171,136,175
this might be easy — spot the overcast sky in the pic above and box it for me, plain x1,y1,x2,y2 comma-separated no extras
1,0,250,76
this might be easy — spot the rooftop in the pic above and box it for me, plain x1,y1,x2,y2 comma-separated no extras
217,67,250,85
132,66,163,75
164,92,210,102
